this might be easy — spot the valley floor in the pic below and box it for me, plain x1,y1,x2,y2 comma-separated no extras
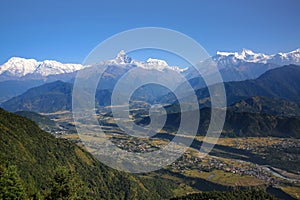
40,110,300,199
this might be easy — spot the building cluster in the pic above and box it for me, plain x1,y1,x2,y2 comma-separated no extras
170,153,279,185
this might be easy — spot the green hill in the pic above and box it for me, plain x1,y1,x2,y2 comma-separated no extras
138,107,300,138
1,81,72,113
229,96,300,117
0,80,45,103
0,108,168,199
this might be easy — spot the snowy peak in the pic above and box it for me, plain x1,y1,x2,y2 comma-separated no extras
2,48,299,80
0,57,85,77
217,49,255,56
0,51,185,80
216,49,270,63
291,48,300,53
33,60,83,76
241,48,255,55
0,57,39,77
272,48,300,65
146,58,168,67
144,58,186,72
103,50,133,65
216,51,234,56
214,48,300,66
104,50,184,72
114,50,133,64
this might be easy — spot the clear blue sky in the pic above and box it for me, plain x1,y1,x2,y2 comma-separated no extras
0,0,299,65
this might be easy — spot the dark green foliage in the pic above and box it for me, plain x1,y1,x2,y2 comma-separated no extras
220,109,300,138
44,166,89,200
0,108,163,199
160,107,300,138
229,96,300,117
171,189,277,200
0,165,26,200
136,175,178,199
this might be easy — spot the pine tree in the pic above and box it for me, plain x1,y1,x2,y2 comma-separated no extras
0,165,26,200
45,166,89,200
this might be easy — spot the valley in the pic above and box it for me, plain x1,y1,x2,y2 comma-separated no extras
28,106,300,199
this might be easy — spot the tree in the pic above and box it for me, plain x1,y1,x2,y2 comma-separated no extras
0,165,26,200
45,166,89,200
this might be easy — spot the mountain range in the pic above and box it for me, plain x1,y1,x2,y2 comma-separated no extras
0,57,84,79
193,64,300,106
1,49,300,139
1,48,299,81
2,64,300,112
211,48,300,82
0,51,184,80
0,51,184,103
1,48,299,104
2,64,300,139
215,48,300,67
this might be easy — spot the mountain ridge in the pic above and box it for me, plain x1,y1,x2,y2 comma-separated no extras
214,48,300,66
2,48,299,82
191,64,300,106
0,57,84,78
2,64,300,114
0,51,183,80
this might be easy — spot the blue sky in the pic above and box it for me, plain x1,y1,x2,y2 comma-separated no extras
0,0,299,66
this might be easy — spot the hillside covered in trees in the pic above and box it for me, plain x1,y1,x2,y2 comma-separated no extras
0,108,171,199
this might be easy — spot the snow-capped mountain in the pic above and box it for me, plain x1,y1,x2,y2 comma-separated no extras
0,57,40,77
269,48,300,66
144,58,186,72
177,47,300,89
0,51,185,81
214,48,300,68
101,50,185,72
1,48,299,106
33,60,84,76
0,57,84,77
1,48,299,83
